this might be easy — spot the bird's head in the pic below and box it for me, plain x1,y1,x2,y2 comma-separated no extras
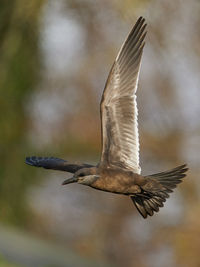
62,168,99,186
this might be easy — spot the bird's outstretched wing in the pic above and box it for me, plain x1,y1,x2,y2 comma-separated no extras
100,17,146,174
26,156,94,173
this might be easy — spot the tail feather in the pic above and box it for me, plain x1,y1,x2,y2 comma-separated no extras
131,164,188,218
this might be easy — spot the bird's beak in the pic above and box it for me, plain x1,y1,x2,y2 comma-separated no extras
62,176,78,185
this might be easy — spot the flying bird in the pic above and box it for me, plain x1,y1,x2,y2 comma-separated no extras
26,17,188,218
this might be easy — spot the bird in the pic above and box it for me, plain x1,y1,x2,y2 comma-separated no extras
26,17,188,218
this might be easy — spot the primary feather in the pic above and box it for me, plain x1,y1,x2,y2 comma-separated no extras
100,17,146,174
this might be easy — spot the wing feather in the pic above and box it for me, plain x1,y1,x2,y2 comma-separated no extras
26,156,93,173
100,17,146,174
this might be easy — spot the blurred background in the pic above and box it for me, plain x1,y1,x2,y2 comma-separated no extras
0,0,200,266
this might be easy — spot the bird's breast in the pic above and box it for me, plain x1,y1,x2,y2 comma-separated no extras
90,169,142,195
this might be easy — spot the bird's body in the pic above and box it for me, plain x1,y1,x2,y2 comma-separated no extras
26,17,188,218
84,166,143,195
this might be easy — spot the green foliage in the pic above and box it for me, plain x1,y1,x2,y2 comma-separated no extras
0,1,45,225
0,254,21,267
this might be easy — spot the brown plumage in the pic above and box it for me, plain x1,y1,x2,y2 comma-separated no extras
26,17,188,218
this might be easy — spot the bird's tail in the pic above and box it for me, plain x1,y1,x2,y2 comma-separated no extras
130,164,188,218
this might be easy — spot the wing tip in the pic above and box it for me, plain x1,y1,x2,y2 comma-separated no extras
25,156,36,166
25,156,44,167
138,16,146,23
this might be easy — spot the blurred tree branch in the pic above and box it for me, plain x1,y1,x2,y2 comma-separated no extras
0,0,46,225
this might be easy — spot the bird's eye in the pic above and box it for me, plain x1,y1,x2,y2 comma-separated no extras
79,173,84,177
